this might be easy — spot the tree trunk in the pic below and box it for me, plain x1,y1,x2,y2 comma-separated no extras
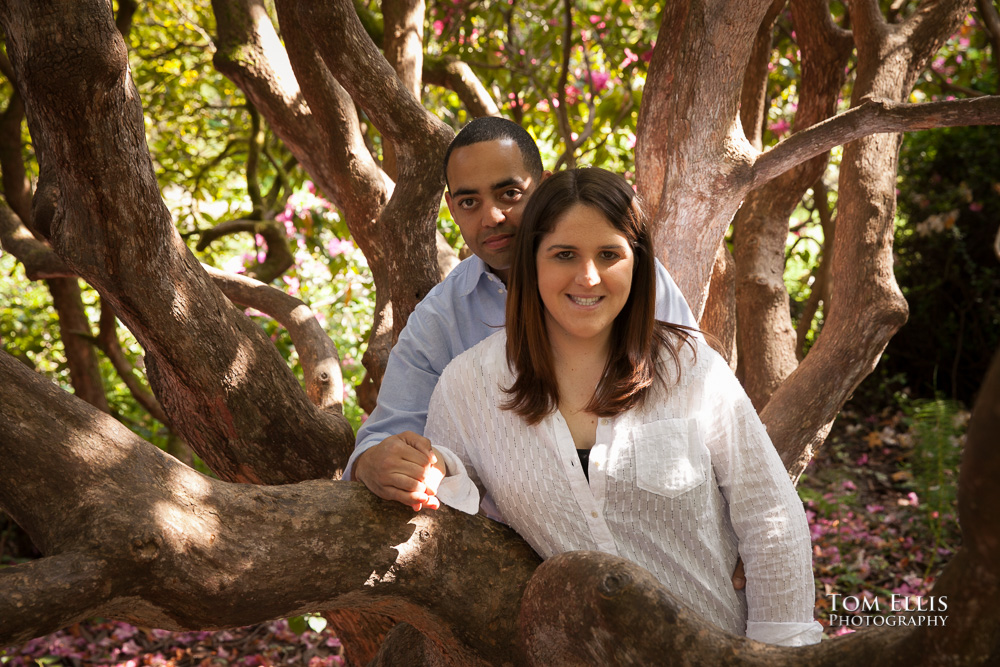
0,0,354,484
46,277,109,412
761,0,975,477
732,0,852,410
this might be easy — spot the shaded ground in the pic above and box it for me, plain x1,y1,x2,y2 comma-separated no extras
1,400,964,663
804,400,964,635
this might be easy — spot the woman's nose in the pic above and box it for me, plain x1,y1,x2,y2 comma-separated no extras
576,260,600,286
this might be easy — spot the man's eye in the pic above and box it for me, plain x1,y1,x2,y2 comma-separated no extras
502,189,522,201
459,199,477,209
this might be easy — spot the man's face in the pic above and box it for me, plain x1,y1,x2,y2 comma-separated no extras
445,139,541,282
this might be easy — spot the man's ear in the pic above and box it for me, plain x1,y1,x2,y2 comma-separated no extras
444,190,456,217
540,170,553,182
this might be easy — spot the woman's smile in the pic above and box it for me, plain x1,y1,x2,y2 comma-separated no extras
537,203,634,347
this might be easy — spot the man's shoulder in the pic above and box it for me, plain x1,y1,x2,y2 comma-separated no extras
420,255,488,302
403,256,488,328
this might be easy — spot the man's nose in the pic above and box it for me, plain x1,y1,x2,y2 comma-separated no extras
482,205,505,228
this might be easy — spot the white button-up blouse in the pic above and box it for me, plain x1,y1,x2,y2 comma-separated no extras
427,332,823,646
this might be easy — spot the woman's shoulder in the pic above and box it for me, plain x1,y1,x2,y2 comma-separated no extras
439,330,509,386
655,328,732,385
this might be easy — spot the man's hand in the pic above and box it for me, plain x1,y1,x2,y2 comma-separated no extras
732,557,746,590
354,432,445,511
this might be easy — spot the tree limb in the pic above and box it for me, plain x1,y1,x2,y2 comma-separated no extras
115,0,139,39
196,217,294,284
0,551,114,646
978,0,1000,93
423,56,500,118
288,0,451,350
204,264,345,411
0,87,32,223
0,349,540,658
381,0,425,181
94,302,171,425
750,95,1000,190
0,203,75,279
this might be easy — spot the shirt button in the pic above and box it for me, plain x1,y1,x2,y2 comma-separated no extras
601,418,610,425
591,511,599,518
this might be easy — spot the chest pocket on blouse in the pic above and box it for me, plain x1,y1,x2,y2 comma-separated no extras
631,418,709,498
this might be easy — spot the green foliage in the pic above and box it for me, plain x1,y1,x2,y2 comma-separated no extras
879,123,1000,404
424,0,661,174
0,256,63,382
903,398,964,573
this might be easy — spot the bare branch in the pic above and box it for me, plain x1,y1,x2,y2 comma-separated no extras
554,0,576,168
196,218,294,284
204,264,345,410
978,0,1000,93
94,303,170,425
0,350,538,655
928,67,989,97
850,0,889,47
381,0,426,180
0,88,32,222
739,0,785,149
750,95,1000,189
115,0,139,39
246,103,265,212
0,552,113,646
423,56,500,117
0,203,75,279
291,0,451,151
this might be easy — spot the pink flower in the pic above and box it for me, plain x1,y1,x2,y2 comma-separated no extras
120,639,141,656
591,71,610,91
326,238,354,257
769,119,790,136
621,48,639,69
433,20,444,36
970,201,983,212
305,180,316,194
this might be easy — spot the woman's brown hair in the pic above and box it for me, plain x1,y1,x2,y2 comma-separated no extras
503,167,694,424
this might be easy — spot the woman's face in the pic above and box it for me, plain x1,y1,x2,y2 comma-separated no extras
536,203,634,349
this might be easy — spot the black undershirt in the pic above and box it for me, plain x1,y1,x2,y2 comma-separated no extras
577,448,591,481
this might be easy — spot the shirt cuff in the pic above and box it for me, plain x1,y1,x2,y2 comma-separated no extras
433,446,481,515
746,620,824,646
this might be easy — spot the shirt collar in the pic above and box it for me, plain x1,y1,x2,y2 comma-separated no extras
458,254,505,297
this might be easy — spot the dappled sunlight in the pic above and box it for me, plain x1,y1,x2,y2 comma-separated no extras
150,498,221,553
252,5,305,110
359,515,433,588
169,282,191,323
223,338,255,390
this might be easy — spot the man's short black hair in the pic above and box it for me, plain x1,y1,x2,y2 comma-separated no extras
443,117,544,191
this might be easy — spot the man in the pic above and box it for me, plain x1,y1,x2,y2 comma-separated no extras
345,117,697,511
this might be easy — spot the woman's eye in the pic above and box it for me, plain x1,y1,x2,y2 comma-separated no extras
555,251,575,260
600,251,620,261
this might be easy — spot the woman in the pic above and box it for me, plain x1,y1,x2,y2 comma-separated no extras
427,168,822,646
